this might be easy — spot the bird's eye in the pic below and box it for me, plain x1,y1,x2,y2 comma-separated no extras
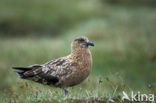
75,38,85,42
78,38,85,42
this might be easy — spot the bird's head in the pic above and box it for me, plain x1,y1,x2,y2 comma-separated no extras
71,36,94,52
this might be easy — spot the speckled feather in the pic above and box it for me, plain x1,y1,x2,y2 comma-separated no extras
13,36,94,88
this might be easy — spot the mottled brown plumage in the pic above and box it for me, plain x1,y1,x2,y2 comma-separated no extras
12,36,94,95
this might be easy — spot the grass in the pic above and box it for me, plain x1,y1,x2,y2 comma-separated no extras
0,0,156,102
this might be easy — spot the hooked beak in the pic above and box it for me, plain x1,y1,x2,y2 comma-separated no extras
87,41,94,46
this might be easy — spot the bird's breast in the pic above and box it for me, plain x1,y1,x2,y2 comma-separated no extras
72,49,92,72
64,50,92,86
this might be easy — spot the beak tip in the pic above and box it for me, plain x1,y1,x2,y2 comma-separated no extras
87,41,94,47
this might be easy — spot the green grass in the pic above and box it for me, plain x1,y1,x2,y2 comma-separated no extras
0,0,156,102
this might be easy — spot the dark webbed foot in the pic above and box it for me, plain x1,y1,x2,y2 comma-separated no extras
64,89,69,96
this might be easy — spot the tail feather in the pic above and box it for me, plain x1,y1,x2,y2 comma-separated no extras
14,70,25,73
12,67,31,78
12,67,32,71
12,66,42,79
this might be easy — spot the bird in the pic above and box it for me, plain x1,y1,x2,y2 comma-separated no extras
12,36,94,95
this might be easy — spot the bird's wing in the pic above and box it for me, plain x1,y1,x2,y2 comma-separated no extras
13,64,59,85
30,57,73,85
13,57,73,85
43,57,72,78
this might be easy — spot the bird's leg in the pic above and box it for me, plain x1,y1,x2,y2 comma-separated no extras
64,88,69,96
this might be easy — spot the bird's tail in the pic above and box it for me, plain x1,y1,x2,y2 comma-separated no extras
12,67,32,78
12,66,41,79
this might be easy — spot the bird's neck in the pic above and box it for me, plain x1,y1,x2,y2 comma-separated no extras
69,48,92,74
69,48,92,64
71,48,91,57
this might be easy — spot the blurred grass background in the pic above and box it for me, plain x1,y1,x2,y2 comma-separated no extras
0,0,156,102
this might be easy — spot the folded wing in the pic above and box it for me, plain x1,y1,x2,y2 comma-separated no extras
12,65,59,85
